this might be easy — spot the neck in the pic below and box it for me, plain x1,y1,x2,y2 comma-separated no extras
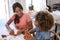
38,27,44,32
39,29,44,32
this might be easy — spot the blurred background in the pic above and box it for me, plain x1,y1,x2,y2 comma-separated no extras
0,0,47,35
0,0,60,39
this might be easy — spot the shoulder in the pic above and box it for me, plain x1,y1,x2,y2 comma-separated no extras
10,14,16,20
23,13,30,17
34,27,39,32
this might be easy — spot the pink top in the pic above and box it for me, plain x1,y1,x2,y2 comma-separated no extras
10,13,31,30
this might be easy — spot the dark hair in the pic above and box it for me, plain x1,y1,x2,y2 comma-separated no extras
29,5,34,10
47,5,51,12
35,11,54,31
12,2,23,12
14,14,20,24
12,2,23,24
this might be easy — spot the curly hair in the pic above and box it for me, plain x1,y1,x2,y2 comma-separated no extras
35,11,54,31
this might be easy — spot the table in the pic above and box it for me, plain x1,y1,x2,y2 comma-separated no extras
0,34,25,40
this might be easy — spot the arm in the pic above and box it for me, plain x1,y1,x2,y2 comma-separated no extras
26,14,35,36
27,20,36,36
24,29,36,40
26,14,33,30
5,15,15,31
29,29,34,33
5,19,13,31
27,21,33,30
5,17,16,36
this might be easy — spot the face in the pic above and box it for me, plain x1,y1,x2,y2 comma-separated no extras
15,7,23,17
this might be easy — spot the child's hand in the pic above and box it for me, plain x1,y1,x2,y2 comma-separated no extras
24,30,36,40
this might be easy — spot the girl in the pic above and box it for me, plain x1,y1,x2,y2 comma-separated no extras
24,11,54,40
6,2,33,36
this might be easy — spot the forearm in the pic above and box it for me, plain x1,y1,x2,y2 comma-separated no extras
28,21,33,30
27,21,35,36
29,29,35,37
28,26,33,31
29,29,34,33
6,19,13,31
5,24,11,31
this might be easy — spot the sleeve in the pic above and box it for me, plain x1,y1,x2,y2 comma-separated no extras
9,14,15,21
26,14,32,22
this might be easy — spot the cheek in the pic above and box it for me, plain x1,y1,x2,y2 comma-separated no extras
16,11,23,16
34,22,38,26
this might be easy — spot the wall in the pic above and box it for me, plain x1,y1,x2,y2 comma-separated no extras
26,0,46,11
7,0,16,18
47,0,60,6
16,0,26,12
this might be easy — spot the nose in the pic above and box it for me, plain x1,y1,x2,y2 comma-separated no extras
18,11,21,14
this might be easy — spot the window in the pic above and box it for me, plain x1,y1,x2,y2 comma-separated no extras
0,0,6,19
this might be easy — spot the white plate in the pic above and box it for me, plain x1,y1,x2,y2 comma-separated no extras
6,34,25,40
